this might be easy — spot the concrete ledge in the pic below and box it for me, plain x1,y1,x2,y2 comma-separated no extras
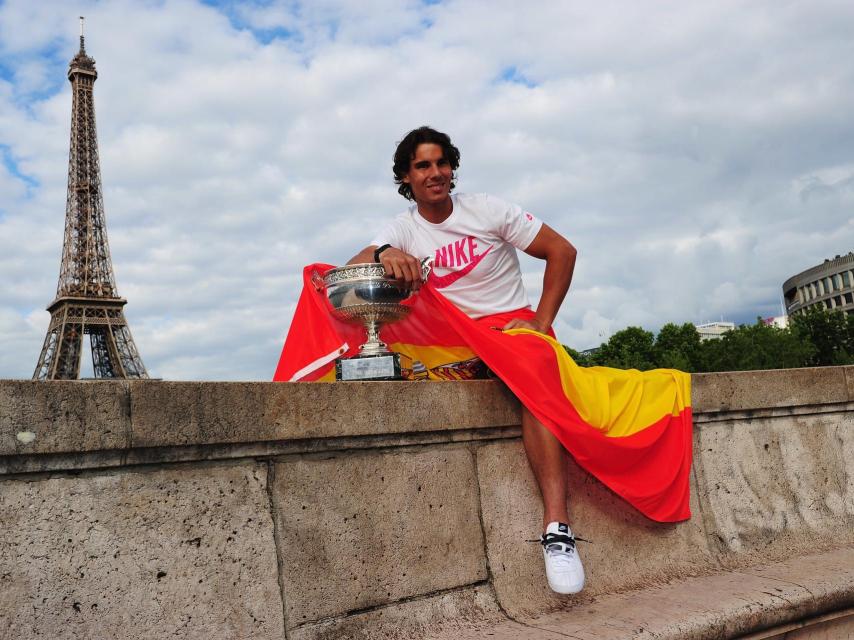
692,367,851,414
1,380,520,460
129,380,521,448
0,380,131,456
4,367,854,466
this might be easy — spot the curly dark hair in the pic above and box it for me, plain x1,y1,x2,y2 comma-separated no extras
393,126,461,200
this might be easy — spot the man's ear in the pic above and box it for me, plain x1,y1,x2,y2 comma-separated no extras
402,173,411,184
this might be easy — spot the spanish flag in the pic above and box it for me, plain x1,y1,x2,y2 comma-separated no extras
274,264,693,523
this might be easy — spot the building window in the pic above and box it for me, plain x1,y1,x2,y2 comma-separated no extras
825,277,834,293
836,295,844,307
844,271,852,288
835,274,844,289
812,282,819,297
846,293,853,305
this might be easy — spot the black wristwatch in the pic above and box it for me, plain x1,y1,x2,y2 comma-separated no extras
374,244,393,263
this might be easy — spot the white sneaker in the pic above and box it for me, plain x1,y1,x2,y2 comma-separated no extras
540,521,585,594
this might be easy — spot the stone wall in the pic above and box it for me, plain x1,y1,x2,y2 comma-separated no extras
1,368,853,639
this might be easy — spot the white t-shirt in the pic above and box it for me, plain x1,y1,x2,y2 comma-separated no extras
370,193,543,318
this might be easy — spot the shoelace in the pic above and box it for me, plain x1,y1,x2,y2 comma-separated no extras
526,532,592,547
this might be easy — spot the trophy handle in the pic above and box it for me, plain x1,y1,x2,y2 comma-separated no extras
311,270,326,292
420,257,433,282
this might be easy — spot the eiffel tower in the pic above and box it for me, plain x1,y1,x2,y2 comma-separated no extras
33,19,148,380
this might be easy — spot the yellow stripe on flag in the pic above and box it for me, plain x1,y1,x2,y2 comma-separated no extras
505,329,691,438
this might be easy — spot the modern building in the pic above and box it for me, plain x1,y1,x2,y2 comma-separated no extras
762,316,789,329
783,253,854,317
695,321,735,341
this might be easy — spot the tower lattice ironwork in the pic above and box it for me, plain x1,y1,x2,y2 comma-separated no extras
33,20,148,380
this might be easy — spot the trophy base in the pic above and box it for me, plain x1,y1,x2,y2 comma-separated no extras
336,352,412,381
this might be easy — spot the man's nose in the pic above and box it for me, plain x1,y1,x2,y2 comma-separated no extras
428,163,441,177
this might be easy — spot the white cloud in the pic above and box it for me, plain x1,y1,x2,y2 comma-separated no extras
2,0,854,379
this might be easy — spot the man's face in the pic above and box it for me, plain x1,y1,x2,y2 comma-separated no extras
403,143,453,205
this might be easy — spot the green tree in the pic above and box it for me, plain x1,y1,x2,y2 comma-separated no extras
562,345,592,367
790,306,854,366
654,322,703,372
591,326,656,370
701,319,814,372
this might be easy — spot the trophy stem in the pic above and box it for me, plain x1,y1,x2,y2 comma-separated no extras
360,319,390,356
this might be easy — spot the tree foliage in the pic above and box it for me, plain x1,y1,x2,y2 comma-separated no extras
654,322,703,371
789,306,854,366
562,307,854,372
592,326,656,370
701,320,814,372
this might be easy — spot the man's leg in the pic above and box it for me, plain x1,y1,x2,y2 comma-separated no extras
521,406,569,530
522,406,585,594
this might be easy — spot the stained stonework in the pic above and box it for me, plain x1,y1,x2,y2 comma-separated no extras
0,462,284,639
271,447,487,628
694,411,854,566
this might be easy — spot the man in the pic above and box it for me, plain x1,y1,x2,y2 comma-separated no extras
348,126,583,594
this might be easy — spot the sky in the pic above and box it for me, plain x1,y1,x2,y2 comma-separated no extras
1,0,853,381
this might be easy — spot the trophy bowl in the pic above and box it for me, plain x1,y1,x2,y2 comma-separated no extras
323,263,413,358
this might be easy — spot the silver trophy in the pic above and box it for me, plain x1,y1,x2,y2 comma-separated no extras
319,261,429,380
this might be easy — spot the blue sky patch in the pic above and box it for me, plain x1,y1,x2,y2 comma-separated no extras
202,0,303,45
0,61,13,83
3,40,69,108
1,145,40,192
499,66,537,88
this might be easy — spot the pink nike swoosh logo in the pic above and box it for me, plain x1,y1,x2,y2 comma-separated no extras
431,245,493,289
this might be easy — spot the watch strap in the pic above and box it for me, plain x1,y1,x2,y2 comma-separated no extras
374,244,393,263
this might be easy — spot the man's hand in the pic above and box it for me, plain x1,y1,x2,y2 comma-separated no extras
379,247,423,290
502,317,550,334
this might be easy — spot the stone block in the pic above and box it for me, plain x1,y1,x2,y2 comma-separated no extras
129,380,519,448
271,447,487,627
289,585,504,640
0,380,131,456
693,411,854,566
475,439,714,620
692,367,847,414
843,365,854,402
0,462,284,639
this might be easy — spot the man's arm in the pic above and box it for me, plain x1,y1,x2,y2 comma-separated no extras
347,245,424,289
347,246,378,265
504,224,577,333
